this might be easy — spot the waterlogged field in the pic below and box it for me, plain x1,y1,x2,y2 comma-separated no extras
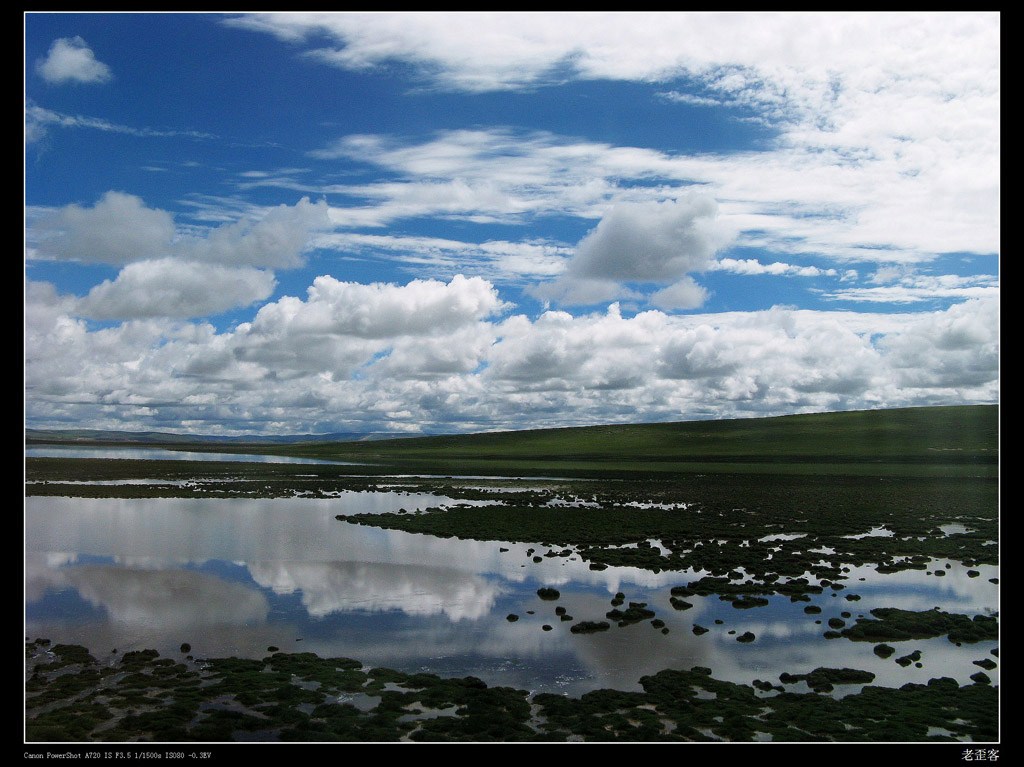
24,407,999,742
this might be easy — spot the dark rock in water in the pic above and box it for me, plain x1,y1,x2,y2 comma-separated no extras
542,625,553,631
973,658,997,670
970,672,991,685
560,614,573,622
804,606,822,614
714,619,724,625
506,614,519,622
670,597,693,611
692,624,709,635
651,619,665,629
555,606,566,615
934,570,945,577
828,618,846,629
967,570,980,578
537,587,560,600
873,644,896,658
533,556,543,563
823,631,842,639
499,547,509,553
845,594,861,601
180,643,191,654
737,632,756,643
588,562,607,571
267,646,279,652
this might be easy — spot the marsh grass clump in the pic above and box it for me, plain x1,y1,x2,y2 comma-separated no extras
570,621,611,634
895,650,923,667
731,596,769,609
607,603,656,626
841,608,998,644
670,597,693,610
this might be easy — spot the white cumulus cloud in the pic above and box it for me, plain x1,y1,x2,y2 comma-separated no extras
36,36,112,85
78,260,277,320
535,195,730,307
33,191,176,265
181,197,331,269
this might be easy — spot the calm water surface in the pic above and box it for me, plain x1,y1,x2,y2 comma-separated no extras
25,445,357,465
25,494,999,698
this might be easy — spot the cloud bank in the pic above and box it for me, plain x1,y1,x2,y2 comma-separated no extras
25,271,999,435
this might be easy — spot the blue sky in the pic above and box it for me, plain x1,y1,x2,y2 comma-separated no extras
25,12,1000,436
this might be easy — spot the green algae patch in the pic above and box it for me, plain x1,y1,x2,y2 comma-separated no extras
841,608,998,643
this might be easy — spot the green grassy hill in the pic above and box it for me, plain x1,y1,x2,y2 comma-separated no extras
263,405,998,477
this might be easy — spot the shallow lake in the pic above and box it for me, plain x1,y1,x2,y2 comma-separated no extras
25,445,357,465
25,494,999,698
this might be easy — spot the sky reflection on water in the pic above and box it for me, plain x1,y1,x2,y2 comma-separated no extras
25,495,998,697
